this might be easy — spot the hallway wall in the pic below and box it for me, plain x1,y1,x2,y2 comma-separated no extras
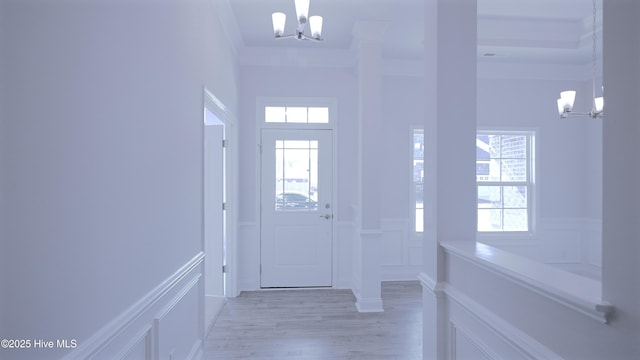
1,0,238,358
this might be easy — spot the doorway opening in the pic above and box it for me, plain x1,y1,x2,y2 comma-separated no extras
204,88,235,333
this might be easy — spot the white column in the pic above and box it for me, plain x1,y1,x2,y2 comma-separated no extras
421,0,477,358
352,21,387,313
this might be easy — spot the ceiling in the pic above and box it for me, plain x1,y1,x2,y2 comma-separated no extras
221,0,602,70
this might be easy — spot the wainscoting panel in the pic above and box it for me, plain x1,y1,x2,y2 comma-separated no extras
119,328,150,360
450,324,495,360
61,252,205,360
153,274,203,360
380,218,423,281
381,228,404,266
447,285,562,360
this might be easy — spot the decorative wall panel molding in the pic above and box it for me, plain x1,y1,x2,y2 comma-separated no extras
61,252,205,360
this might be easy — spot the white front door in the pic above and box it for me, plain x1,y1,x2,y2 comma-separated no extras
260,129,333,288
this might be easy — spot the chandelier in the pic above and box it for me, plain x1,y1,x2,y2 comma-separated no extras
271,0,323,41
556,0,604,118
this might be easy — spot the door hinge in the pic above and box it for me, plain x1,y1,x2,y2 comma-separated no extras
222,139,227,148
222,202,227,211
222,265,228,273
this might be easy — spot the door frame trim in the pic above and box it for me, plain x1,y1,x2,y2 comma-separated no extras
255,96,339,288
204,87,238,297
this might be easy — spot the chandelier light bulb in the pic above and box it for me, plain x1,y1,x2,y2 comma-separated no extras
295,0,310,24
594,97,604,113
559,90,576,112
309,16,323,39
557,98,565,116
272,12,286,37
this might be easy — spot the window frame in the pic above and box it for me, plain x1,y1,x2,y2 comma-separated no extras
257,97,336,130
476,129,536,236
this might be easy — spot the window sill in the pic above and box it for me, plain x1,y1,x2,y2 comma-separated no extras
440,241,613,324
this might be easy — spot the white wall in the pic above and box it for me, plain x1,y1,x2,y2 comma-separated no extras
1,0,238,358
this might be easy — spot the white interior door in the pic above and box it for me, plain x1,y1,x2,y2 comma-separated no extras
204,110,224,297
260,129,333,288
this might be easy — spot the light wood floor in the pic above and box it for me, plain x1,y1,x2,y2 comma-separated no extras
204,281,422,360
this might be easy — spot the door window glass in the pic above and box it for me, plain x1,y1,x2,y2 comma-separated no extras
275,140,319,211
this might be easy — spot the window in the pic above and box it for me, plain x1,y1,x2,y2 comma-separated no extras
413,129,424,233
265,106,329,124
476,131,534,232
274,140,319,211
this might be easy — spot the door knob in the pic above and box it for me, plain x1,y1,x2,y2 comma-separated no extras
320,214,332,219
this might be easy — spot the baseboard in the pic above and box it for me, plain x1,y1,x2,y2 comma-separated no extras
352,288,384,313
62,252,205,360
205,295,226,336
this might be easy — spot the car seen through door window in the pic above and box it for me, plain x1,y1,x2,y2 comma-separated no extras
276,192,318,210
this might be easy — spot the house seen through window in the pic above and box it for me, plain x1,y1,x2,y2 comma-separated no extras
476,131,534,232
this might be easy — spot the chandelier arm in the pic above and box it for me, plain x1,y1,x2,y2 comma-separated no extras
275,34,297,39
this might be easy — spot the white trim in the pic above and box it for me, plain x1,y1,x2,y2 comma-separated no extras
441,241,613,323
152,273,203,360
354,297,384,313
113,326,151,360
203,87,238,298
204,88,229,118
62,252,205,360
358,229,383,237
257,96,338,130
418,272,438,293
204,295,226,335
450,322,501,360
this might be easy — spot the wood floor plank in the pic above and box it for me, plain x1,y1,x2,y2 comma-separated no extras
204,281,422,360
